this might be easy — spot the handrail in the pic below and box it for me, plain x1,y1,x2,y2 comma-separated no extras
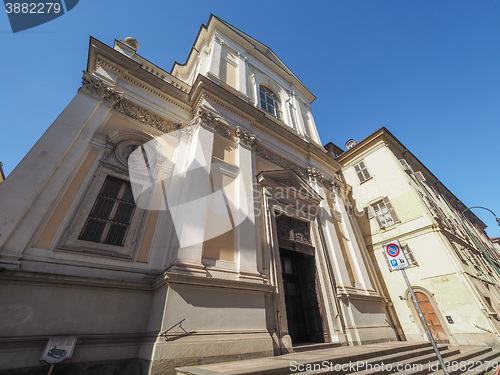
161,318,188,338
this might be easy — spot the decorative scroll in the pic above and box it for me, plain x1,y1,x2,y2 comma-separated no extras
191,108,236,141
80,71,121,105
192,108,217,129
307,167,324,183
236,126,257,148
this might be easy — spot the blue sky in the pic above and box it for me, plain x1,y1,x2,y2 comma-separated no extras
1,1,499,236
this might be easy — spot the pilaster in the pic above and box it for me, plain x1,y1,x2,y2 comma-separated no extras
209,34,223,79
235,127,260,281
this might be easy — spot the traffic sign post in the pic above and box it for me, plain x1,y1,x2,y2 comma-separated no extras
382,240,449,375
383,239,411,271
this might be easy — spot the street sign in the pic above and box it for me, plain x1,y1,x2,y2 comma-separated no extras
383,239,411,271
40,336,77,364
382,238,449,375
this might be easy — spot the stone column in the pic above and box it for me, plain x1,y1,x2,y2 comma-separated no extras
306,169,352,288
237,52,249,97
167,110,215,275
208,34,223,79
235,127,261,282
291,91,307,136
306,104,322,144
334,186,375,291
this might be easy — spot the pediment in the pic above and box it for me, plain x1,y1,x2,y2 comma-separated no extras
257,169,323,206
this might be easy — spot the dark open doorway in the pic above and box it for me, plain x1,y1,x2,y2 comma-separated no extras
280,248,326,344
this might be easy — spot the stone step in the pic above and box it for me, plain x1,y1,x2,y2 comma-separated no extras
342,347,460,375
293,342,343,353
397,346,492,375
451,350,500,375
176,342,433,375
297,344,449,374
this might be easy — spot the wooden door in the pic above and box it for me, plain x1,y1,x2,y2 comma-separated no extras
281,251,308,343
298,256,326,343
414,292,448,343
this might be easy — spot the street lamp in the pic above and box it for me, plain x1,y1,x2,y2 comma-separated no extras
460,206,500,276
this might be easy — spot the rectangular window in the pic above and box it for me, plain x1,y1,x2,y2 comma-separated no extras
449,240,467,264
354,161,371,183
79,176,136,247
369,197,399,229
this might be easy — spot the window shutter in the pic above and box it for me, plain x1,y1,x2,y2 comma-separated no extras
402,244,417,265
365,206,375,219
372,206,385,228
399,159,412,173
414,171,426,183
383,197,399,223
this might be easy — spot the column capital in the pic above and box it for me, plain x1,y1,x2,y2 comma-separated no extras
236,126,257,149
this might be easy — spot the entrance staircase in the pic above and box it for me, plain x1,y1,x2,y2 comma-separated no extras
176,341,500,374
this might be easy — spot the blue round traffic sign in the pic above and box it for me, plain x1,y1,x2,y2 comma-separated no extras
386,243,400,257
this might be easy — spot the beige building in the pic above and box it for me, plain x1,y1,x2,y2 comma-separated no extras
336,127,500,348
0,16,397,374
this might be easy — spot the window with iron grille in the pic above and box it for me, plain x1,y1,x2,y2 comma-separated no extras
259,85,282,120
353,161,371,183
78,176,136,247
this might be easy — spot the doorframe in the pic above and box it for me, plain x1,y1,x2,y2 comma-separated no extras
404,286,455,344
257,169,335,353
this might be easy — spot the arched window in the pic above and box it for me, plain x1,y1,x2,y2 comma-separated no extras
259,85,282,120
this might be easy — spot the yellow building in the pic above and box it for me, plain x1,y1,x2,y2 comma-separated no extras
337,127,500,348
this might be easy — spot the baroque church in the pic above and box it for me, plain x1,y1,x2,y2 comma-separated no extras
0,15,397,374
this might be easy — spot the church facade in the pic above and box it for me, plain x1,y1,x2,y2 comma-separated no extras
0,16,396,374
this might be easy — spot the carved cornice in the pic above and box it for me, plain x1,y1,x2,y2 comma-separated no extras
80,72,182,134
80,71,121,105
254,145,307,178
236,126,257,149
113,99,181,133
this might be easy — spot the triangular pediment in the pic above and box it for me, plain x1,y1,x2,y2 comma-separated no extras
257,169,323,206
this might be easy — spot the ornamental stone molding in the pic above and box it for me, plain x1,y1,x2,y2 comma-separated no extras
112,99,181,133
192,108,217,130
236,126,257,148
307,167,324,183
80,72,181,134
80,71,122,105
191,108,236,141
254,145,307,178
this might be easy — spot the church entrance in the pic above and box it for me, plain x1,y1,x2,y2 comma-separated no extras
280,247,326,344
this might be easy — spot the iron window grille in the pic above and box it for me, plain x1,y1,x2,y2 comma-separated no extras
78,176,136,247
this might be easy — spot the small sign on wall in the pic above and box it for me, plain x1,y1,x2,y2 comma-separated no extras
40,336,77,364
